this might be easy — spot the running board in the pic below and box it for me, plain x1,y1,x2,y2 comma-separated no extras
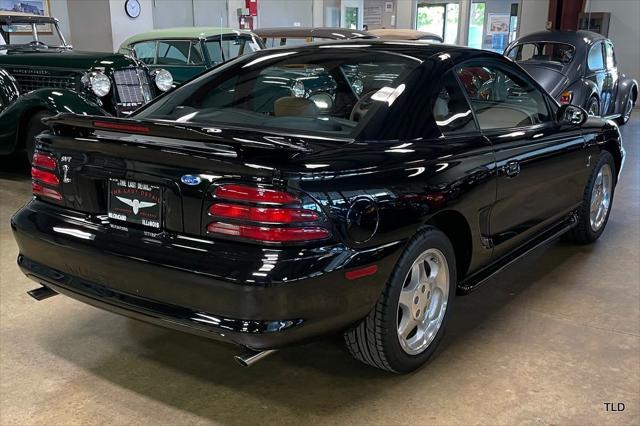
458,213,578,294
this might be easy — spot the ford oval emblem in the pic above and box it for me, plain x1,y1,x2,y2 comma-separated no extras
181,175,201,186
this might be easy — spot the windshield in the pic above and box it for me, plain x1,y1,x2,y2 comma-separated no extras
0,21,68,50
506,42,575,64
205,35,261,65
136,49,420,137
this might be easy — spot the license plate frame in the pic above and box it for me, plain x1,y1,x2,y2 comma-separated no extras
108,179,162,229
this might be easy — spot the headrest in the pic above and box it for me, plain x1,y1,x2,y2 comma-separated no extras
274,97,319,117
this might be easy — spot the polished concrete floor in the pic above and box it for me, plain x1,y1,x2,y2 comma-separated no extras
0,115,638,425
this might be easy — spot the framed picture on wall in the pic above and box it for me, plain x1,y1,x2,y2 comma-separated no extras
0,0,52,33
486,13,509,35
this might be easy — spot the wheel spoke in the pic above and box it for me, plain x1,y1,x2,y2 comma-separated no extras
398,314,418,339
426,257,439,283
398,288,414,310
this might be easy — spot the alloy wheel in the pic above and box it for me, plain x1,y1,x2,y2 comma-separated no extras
397,248,450,355
589,163,613,232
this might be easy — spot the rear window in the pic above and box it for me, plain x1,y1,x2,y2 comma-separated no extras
506,42,575,64
136,49,421,138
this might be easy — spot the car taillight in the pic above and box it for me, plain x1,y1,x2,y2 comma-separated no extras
209,203,319,223
559,90,572,104
207,222,329,242
32,152,57,170
32,182,63,202
31,152,63,202
31,167,59,186
206,183,329,243
214,184,299,204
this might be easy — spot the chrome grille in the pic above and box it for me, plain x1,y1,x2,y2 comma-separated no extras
113,68,153,107
10,72,76,93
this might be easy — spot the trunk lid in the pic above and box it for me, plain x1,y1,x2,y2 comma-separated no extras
37,114,325,237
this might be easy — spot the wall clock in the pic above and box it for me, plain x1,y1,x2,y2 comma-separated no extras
125,0,141,19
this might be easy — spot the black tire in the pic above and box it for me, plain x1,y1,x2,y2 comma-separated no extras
569,151,616,244
586,96,600,117
344,227,456,373
24,111,51,164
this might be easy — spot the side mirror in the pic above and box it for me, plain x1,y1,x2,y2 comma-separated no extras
558,104,588,126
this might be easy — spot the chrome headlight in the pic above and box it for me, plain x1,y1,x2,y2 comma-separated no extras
351,78,364,97
82,71,111,98
153,69,173,92
291,81,305,98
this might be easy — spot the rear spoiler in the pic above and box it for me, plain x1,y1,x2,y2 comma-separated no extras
43,114,312,153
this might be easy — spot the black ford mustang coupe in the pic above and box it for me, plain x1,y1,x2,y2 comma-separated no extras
12,41,624,373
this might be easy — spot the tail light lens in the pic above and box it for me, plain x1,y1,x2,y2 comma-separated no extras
207,222,329,242
214,184,298,204
209,203,318,224
31,167,59,186
32,182,63,202
206,183,329,243
559,90,572,105
32,152,57,170
31,152,63,202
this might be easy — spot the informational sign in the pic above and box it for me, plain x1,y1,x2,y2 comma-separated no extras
487,13,510,35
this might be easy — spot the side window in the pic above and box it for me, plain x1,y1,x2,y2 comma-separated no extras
157,41,203,66
433,71,477,134
588,42,604,70
456,64,551,130
132,41,156,65
604,41,616,69
205,41,224,65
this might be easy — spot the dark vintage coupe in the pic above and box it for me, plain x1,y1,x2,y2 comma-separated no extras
12,41,624,373
505,30,637,124
0,12,172,159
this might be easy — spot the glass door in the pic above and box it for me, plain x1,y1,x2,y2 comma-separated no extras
467,2,485,49
341,0,364,30
416,2,460,44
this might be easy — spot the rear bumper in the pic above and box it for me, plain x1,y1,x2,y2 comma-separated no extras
11,200,403,350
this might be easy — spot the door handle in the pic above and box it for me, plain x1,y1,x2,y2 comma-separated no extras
505,160,520,177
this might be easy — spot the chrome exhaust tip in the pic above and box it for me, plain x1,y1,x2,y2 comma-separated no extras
27,285,58,301
234,349,276,367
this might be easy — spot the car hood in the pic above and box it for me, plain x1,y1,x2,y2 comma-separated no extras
518,62,570,98
0,49,138,71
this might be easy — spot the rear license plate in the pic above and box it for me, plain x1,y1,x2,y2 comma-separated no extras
108,179,161,229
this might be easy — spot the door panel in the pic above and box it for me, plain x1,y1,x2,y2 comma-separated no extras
487,125,587,256
455,60,588,257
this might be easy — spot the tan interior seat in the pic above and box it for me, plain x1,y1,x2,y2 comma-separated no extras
274,97,319,117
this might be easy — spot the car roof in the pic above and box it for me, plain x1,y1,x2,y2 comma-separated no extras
367,29,444,42
120,27,256,46
254,27,376,40
513,30,607,46
257,38,501,62
0,12,57,24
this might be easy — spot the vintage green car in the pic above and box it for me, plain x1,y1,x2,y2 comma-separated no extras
0,67,106,159
0,12,172,159
119,27,264,84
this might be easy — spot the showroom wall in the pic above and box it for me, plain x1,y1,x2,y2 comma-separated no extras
518,0,549,37
585,0,640,82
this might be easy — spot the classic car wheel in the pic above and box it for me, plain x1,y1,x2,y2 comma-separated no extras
24,111,52,164
586,96,600,116
344,227,456,373
570,151,615,244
